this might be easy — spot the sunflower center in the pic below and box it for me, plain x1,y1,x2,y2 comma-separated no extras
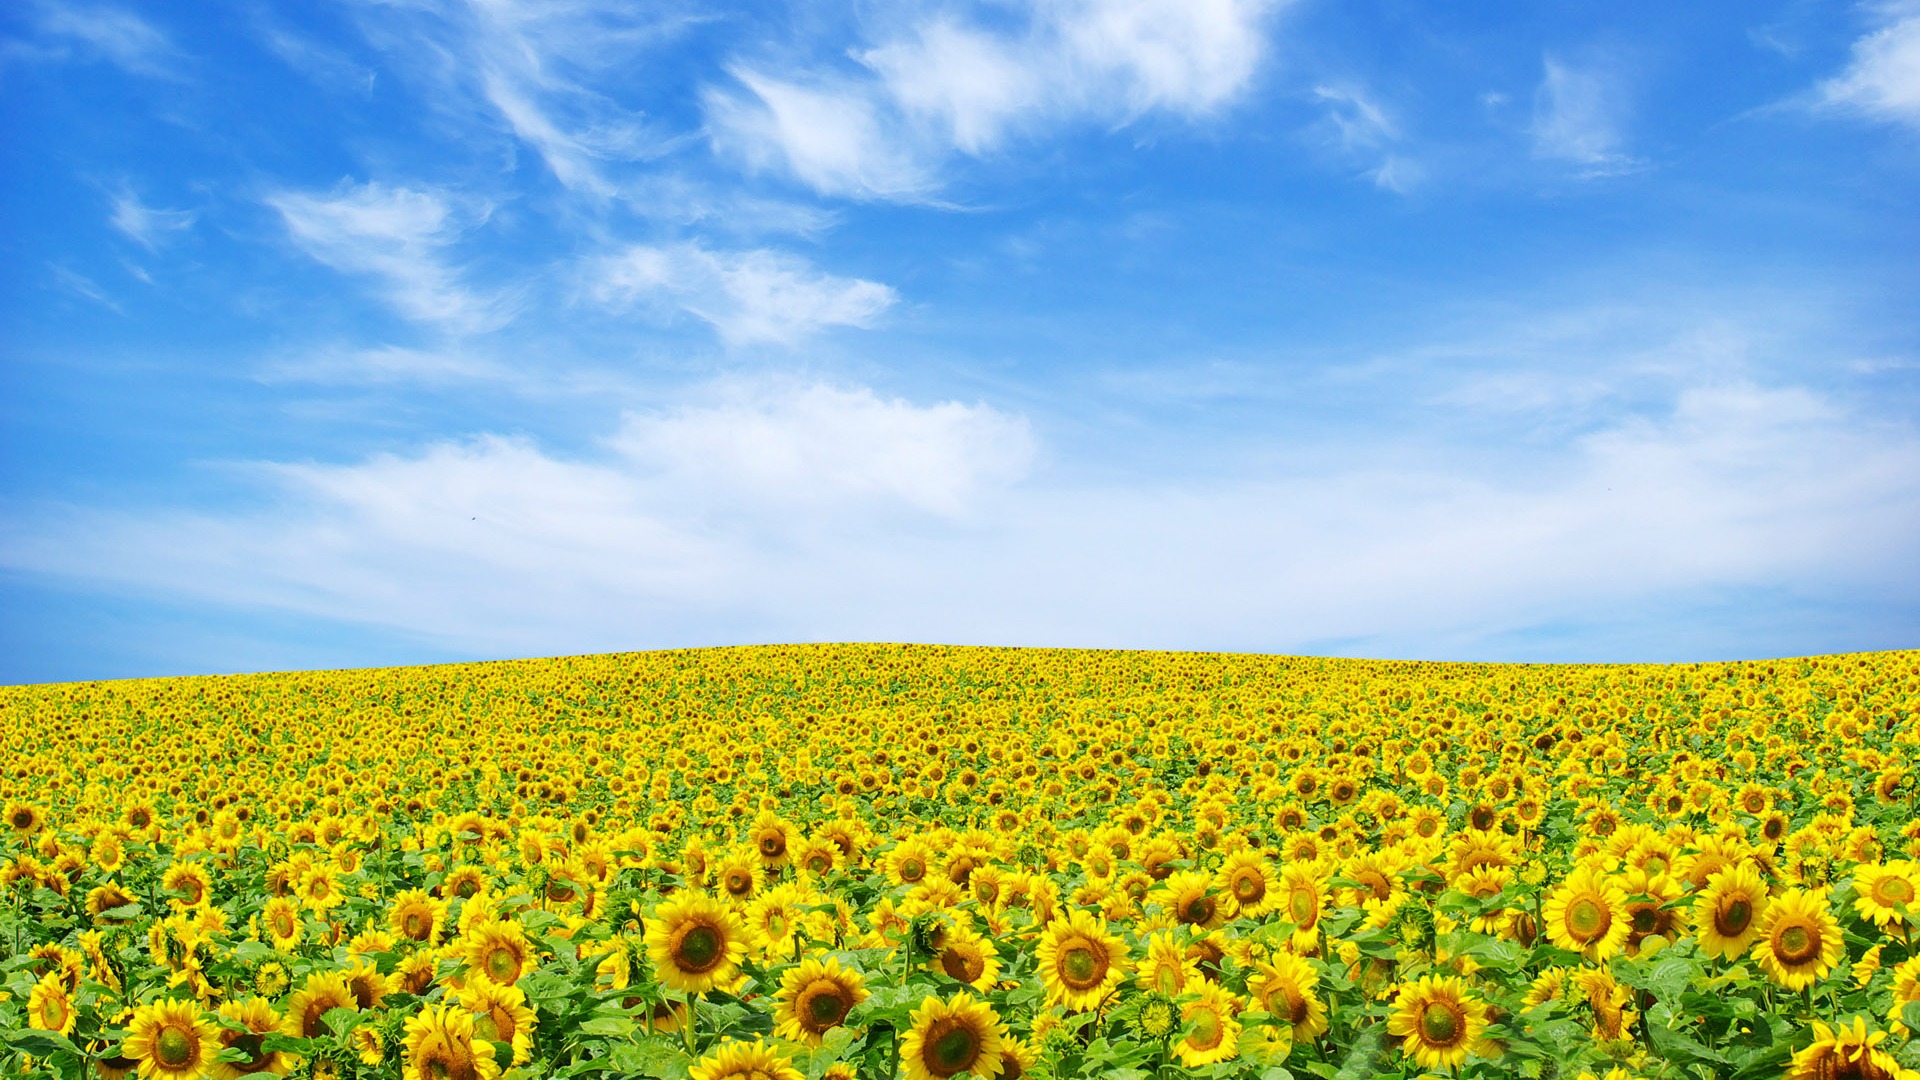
925,1021,980,1076
1183,897,1215,924
1716,898,1753,936
803,982,848,1027
484,946,520,982
157,1026,196,1067
404,913,427,939
1233,873,1263,902
1061,943,1102,988
1419,1001,1462,1045
1630,906,1659,934
1186,1007,1223,1049
940,947,983,983
475,1014,500,1042
229,1033,268,1070
1567,898,1607,940
676,924,723,973
1290,889,1316,925
1875,877,1915,905
1775,923,1817,964
759,835,785,858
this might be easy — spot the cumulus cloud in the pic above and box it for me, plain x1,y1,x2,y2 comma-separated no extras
1817,6,1920,127
1531,55,1641,176
706,0,1283,199
586,243,895,345
267,179,509,332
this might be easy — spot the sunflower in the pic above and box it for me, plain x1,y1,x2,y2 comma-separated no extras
772,954,869,1046
461,918,535,987
390,888,447,945
442,865,489,902
210,997,289,1080
900,993,1007,1080
931,920,1001,991
886,840,935,888
125,998,221,1080
403,1003,502,1080
1246,951,1329,1040
27,972,75,1036
1173,979,1242,1067
1852,861,1920,933
645,892,749,994
261,896,304,950
459,977,537,1066
343,959,392,1009
1617,869,1687,956
746,882,813,959
1694,861,1770,960
1276,863,1329,951
286,970,357,1039
1035,909,1126,1010
1134,930,1199,996
1891,956,1920,1034
689,1039,804,1080
1542,865,1630,962
749,810,795,868
1787,1016,1918,1080
1386,974,1489,1070
92,832,127,874
1217,850,1278,918
1755,887,1844,991
713,848,765,904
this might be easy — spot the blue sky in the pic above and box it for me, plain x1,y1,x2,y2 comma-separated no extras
3,0,1918,682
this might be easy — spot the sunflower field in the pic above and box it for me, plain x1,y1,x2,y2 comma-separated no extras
2,644,1919,1080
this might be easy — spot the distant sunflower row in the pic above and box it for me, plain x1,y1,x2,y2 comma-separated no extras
0,644,1917,1080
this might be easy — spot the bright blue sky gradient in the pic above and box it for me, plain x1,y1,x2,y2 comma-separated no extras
3,0,1918,682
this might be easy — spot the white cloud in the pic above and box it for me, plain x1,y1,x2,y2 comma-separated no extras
1309,84,1420,192
587,243,895,345
267,179,509,332
4,365,1915,660
257,344,512,385
31,0,179,78
707,0,1282,199
1531,55,1641,175
108,185,195,250
1818,7,1920,126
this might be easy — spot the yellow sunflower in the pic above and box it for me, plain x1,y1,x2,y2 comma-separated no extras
285,970,358,1039
645,892,749,995
261,896,304,951
1246,951,1329,1040
1154,869,1226,930
1755,887,1844,991
689,1039,804,1080
900,993,1007,1080
1217,850,1278,918
458,977,537,1066
125,998,221,1080
1276,863,1329,950
930,920,1001,992
886,839,936,888
1542,865,1630,962
1852,861,1920,934
1788,1016,1918,1080
749,809,795,868
461,918,535,987
1890,956,1920,1034
1034,909,1127,1010
389,888,447,945
210,997,289,1080
1386,974,1489,1070
1173,979,1242,1067
27,972,75,1036
772,954,870,1046
713,848,765,904
403,1003,502,1080
1694,861,1770,960
1134,930,1199,996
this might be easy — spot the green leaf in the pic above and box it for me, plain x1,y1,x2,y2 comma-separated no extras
1904,1000,1920,1035
321,1006,362,1037
1649,1023,1731,1066
6,1029,82,1058
578,1016,636,1038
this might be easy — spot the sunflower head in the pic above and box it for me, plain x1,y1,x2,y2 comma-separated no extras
900,993,1007,1080
1386,974,1490,1071
126,998,220,1080
1036,909,1126,1010
645,892,748,994
774,954,870,1046
1757,887,1845,992
689,1038,804,1080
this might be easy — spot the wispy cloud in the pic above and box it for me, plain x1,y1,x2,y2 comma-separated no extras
29,0,181,78
1310,84,1421,193
586,242,895,345
266,179,510,332
47,264,122,313
107,184,195,250
1531,55,1642,176
1817,4,1920,127
706,0,1284,200
256,344,513,386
